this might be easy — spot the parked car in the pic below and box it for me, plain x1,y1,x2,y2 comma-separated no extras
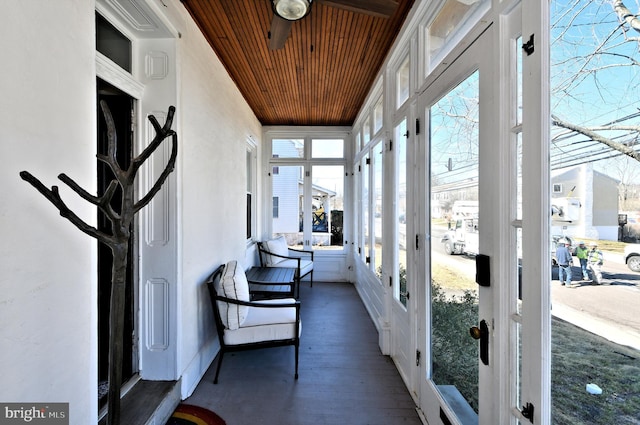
624,243,640,272
551,235,575,266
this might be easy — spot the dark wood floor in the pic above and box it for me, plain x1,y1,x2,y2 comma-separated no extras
183,281,423,425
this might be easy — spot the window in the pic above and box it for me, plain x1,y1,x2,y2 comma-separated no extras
246,141,257,241
374,96,384,134
363,118,371,145
273,139,304,158
396,56,410,108
96,14,132,72
312,139,344,158
270,135,347,252
427,0,490,71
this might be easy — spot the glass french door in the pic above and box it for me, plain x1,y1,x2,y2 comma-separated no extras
419,24,503,424
390,116,416,391
417,3,549,422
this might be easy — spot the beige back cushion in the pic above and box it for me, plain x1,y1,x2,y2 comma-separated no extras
265,236,289,265
217,261,250,330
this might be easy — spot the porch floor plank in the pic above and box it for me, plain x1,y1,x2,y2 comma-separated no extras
183,281,422,424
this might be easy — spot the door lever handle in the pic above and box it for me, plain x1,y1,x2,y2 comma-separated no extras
469,319,489,365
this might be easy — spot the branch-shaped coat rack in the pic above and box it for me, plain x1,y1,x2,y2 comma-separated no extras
20,101,178,425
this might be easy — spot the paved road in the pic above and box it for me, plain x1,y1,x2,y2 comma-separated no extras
551,251,640,351
431,232,640,351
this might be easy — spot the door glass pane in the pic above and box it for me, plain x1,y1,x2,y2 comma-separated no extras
430,70,480,414
515,228,523,412
363,155,370,264
551,1,640,423
516,35,523,126
396,119,408,306
311,165,344,250
272,165,304,249
374,142,384,279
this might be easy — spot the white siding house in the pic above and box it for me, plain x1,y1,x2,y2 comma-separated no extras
551,163,619,240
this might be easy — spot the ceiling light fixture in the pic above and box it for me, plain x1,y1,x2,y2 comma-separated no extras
273,0,312,21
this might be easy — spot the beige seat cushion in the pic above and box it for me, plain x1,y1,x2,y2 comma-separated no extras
222,298,301,345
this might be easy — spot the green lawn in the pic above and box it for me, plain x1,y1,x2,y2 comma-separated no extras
431,263,640,424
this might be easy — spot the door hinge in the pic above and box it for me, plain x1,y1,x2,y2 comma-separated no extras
389,139,393,151
521,402,534,423
366,157,371,165
415,234,420,250
366,256,370,264
522,34,535,56
389,276,392,287
415,118,420,135
416,350,421,366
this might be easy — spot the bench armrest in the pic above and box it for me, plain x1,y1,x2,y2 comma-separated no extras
287,247,314,260
214,295,300,309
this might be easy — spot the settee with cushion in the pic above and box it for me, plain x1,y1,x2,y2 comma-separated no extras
257,236,314,294
206,261,301,384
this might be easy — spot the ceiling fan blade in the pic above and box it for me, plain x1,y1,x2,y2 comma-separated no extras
319,0,399,18
269,15,293,50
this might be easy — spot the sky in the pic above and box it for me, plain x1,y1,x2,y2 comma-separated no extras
550,0,640,180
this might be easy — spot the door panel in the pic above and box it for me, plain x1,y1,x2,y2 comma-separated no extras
390,117,414,390
419,25,498,425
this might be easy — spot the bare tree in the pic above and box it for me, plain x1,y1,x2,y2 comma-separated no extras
20,101,178,425
551,0,640,162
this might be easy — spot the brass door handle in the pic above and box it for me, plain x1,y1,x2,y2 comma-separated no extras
469,319,489,365
469,326,482,339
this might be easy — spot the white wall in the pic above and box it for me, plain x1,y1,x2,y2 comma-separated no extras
1,0,264,422
171,2,263,397
0,0,98,422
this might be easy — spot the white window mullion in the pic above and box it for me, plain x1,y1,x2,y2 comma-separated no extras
520,0,551,424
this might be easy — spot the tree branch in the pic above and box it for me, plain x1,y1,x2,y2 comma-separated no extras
58,173,121,221
99,101,128,185
613,0,640,33
134,132,178,214
552,114,640,161
19,171,117,245
130,106,176,178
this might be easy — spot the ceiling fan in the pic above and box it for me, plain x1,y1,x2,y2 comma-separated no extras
268,0,399,50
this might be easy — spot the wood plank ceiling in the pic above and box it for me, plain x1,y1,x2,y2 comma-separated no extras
181,0,415,126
